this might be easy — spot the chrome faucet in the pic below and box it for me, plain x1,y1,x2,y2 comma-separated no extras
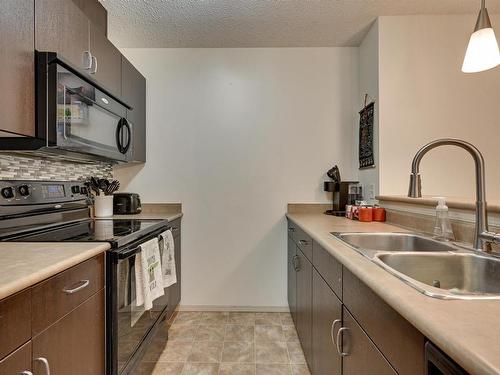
408,138,500,251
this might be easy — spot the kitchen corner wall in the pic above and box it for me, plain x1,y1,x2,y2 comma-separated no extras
114,48,359,308
0,153,113,181
375,15,500,200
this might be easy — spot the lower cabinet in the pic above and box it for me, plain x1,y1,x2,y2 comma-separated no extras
312,269,342,375
342,307,396,375
287,235,297,323
33,289,105,375
295,248,313,369
0,341,31,374
165,219,182,321
286,219,427,375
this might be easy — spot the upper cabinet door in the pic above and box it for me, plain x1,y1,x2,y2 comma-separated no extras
35,0,90,74
121,56,146,162
0,0,35,136
90,23,122,95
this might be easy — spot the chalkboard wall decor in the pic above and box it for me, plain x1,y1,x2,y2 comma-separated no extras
359,101,375,169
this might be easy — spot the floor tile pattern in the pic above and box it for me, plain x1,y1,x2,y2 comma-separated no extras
135,312,310,375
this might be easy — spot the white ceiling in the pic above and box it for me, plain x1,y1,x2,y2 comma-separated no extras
100,0,500,48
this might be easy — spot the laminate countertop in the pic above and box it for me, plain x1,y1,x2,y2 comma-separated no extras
286,212,500,375
0,242,110,301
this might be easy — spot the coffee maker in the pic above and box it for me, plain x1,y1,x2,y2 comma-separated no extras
324,165,358,216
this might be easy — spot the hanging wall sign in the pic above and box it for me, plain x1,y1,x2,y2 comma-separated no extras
358,101,375,169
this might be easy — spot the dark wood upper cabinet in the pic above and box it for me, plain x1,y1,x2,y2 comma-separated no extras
90,22,122,95
72,0,108,35
32,289,105,375
35,0,90,73
0,0,35,136
295,249,313,369
342,307,397,375
122,55,147,162
312,269,342,375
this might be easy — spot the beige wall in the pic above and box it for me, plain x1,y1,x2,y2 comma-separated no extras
357,20,379,202
114,48,358,308
377,15,500,200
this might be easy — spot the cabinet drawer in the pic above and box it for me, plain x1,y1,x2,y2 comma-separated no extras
343,269,425,375
0,289,31,359
0,341,31,374
342,308,396,375
295,226,312,261
0,289,31,360
32,254,104,335
312,240,342,298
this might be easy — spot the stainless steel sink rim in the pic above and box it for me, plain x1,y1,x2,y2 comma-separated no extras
331,232,500,300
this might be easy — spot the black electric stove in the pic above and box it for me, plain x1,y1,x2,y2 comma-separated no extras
0,180,171,375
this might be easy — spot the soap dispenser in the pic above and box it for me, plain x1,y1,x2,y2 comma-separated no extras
433,197,455,242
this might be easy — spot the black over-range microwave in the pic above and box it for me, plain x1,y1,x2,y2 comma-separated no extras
0,52,133,163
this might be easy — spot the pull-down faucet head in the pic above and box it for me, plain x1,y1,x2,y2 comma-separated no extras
407,138,499,250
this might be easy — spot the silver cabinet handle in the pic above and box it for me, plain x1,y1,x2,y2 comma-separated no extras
336,327,350,357
298,239,309,246
330,319,341,346
35,357,51,375
63,279,90,294
288,227,295,232
90,56,98,74
293,255,300,272
20,372,33,375
82,50,92,70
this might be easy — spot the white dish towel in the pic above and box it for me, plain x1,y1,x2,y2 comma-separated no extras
135,238,165,311
160,229,177,288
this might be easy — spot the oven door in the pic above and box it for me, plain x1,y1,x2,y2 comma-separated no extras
107,232,169,375
55,63,132,162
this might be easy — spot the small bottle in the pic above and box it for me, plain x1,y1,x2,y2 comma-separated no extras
433,197,455,242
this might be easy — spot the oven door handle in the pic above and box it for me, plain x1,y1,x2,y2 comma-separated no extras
118,245,141,259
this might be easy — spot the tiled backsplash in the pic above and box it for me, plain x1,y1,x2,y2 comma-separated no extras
0,154,113,181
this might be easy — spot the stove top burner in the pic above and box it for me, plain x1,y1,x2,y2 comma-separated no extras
2,218,167,248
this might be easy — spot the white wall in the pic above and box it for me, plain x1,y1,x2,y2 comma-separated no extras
357,20,380,202
377,15,500,200
114,48,358,308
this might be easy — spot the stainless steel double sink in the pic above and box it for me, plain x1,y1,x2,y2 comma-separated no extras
332,232,500,299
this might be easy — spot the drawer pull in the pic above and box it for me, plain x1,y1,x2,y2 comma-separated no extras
330,319,341,346
293,255,300,272
288,227,295,232
35,357,51,375
63,279,90,294
20,372,33,375
298,239,309,246
336,327,350,357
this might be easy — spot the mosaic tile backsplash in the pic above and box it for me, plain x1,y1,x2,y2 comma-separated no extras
0,154,113,181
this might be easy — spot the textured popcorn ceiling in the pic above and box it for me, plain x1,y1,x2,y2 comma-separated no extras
101,0,500,48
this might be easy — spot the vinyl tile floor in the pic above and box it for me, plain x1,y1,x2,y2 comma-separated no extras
135,311,311,375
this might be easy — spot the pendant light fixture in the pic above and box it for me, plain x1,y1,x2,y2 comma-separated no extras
462,0,500,73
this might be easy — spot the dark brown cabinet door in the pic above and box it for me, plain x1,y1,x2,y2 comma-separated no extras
295,249,312,369
122,56,146,162
342,307,397,375
312,269,342,375
0,0,35,136
35,0,90,73
0,341,32,374
32,289,105,375
287,236,297,324
90,23,122,95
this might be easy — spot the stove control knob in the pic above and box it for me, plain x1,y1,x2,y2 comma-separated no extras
1,187,14,199
71,186,80,194
80,186,88,195
18,185,30,197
